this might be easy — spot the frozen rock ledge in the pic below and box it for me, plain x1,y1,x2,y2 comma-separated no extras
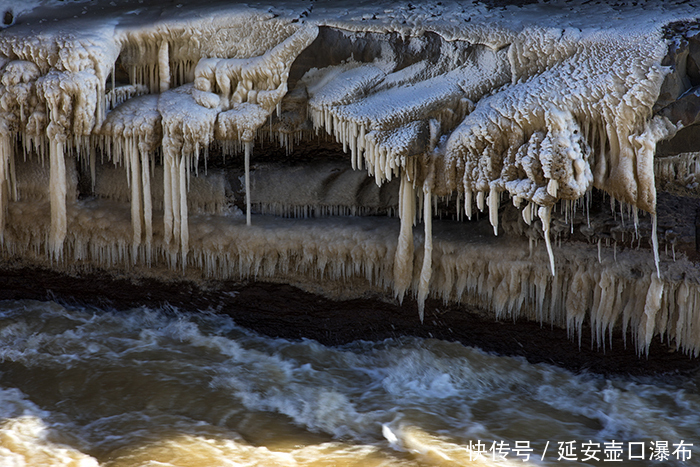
1,0,700,357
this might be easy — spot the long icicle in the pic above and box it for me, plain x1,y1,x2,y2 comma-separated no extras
652,213,660,279
163,143,174,247
139,142,152,263
417,188,433,323
0,134,9,244
129,137,142,263
488,186,499,235
158,40,170,93
245,141,252,226
538,205,556,276
171,152,180,251
179,152,189,266
393,169,415,301
49,136,67,260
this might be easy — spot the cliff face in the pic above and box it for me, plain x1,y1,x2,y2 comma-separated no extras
1,0,700,357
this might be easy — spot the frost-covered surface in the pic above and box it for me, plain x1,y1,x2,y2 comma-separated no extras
1,0,700,353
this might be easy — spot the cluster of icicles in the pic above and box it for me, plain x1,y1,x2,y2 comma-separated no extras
0,17,695,353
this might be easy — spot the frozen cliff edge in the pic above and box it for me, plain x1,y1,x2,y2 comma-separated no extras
1,0,700,356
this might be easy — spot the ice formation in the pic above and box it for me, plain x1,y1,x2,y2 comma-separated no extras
1,0,700,354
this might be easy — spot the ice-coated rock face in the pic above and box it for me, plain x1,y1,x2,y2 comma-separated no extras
1,0,700,355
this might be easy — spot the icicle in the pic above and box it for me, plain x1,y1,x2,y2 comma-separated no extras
0,134,9,243
487,186,499,235
129,138,142,262
171,151,181,250
6,137,14,202
464,189,472,220
179,152,188,263
651,213,660,279
358,125,366,170
642,274,664,354
538,205,555,276
245,141,252,226
163,149,172,246
159,40,170,93
522,202,533,225
417,188,433,323
476,191,485,212
350,130,357,171
49,136,67,259
140,143,152,262
393,170,415,301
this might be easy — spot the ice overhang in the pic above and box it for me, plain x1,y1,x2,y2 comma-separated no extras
2,0,700,355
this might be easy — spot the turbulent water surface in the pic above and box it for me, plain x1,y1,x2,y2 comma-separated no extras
0,299,698,466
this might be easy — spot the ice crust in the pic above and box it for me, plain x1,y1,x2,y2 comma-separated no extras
0,0,698,353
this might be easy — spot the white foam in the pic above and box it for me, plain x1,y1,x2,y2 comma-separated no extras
1,300,699,465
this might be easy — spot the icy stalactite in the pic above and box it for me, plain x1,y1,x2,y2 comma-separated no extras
393,170,416,302
158,84,219,261
0,132,11,244
487,186,499,236
244,141,251,226
100,94,161,262
158,40,170,93
31,68,104,258
140,143,153,262
393,159,422,306
642,273,664,355
538,205,555,276
651,213,661,279
127,137,142,261
47,135,66,259
417,188,433,323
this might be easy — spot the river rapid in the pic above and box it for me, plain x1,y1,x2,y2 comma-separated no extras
0,299,698,466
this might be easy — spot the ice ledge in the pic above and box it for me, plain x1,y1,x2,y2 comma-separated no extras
1,1,700,356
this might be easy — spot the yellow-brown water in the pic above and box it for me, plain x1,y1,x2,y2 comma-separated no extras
0,299,698,466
